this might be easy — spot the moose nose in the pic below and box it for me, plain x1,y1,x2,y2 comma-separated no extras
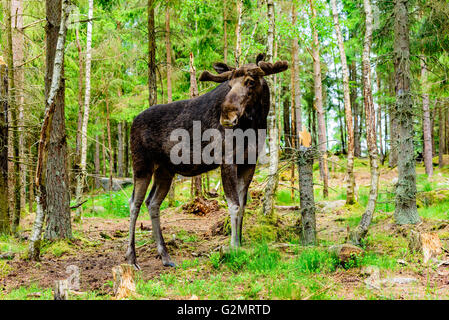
221,117,238,127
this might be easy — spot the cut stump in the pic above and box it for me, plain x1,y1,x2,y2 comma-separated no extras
112,264,137,300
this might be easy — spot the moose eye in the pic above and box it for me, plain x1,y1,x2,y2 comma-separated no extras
246,79,255,87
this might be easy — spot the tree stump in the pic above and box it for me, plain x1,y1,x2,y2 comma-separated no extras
112,264,137,300
54,279,69,300
409,230,442,264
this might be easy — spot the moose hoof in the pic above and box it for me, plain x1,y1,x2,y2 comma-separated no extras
163,261,177,268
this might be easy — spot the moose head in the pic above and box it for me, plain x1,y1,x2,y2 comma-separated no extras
199,53,289,127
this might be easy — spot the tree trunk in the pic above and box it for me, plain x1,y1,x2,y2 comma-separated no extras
421,59,433,177
75,27,83,180
393,0,419,225
350,0,379,244
6,0,21,235
11,0,26,212
0,62,9,234
262,0,278,217
308,0,328,199
350,60,361,158
124,121,129,177
106,92,113,192
117,121,124,177
223,0,228,64
148,0,157,106
439,103,444,169
29,0,71,260
94,132,100,189
297,147,316,245
235,0,243,66
165,6,175,206
74,0,93,221
189,52,202,198
331,0,356,205
389,72,399,168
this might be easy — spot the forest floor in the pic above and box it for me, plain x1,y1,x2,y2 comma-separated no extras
1,158,449,300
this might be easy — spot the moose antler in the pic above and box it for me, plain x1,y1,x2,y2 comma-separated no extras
199,70,233,83
257,60,289,76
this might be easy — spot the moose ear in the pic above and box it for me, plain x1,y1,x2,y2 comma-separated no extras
213,62,235,74
256,53,266,64
199,70,233,83
258,60,289,76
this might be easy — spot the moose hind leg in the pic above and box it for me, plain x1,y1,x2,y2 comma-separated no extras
146,167,175,267
126,176,151,269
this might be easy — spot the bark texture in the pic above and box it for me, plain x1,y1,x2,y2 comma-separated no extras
262,0,278,217
393,0,420,225
297,147,316,245
30,0,71,259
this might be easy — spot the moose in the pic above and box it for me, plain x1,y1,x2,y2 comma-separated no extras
126,53,288,268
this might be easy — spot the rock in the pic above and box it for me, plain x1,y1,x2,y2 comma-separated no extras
329,243,364,263
317,200,346,213
90,206,106,214
383,277,418,285
100,177,133,191
362,266,381,289
189,295,199,300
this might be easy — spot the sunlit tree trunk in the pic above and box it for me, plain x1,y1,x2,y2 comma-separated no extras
308,0,328,199
421,58,433,177
393,0,419,225
75,0,93,221
148,0,157,106
350,0,379,244
235,0,243,67
331,0,355,205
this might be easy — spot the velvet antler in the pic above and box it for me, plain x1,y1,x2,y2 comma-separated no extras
198,70,233,83
257,60,289,76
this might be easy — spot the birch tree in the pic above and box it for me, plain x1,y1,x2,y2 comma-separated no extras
75,0,93,221
29,0,71,260
262,0,278,216
330,0,356,205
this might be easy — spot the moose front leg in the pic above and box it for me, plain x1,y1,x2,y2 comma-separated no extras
221,164,242,247
236,164,256,243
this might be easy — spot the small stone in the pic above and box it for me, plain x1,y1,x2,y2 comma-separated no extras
189,295,199,300
383,277,418,285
